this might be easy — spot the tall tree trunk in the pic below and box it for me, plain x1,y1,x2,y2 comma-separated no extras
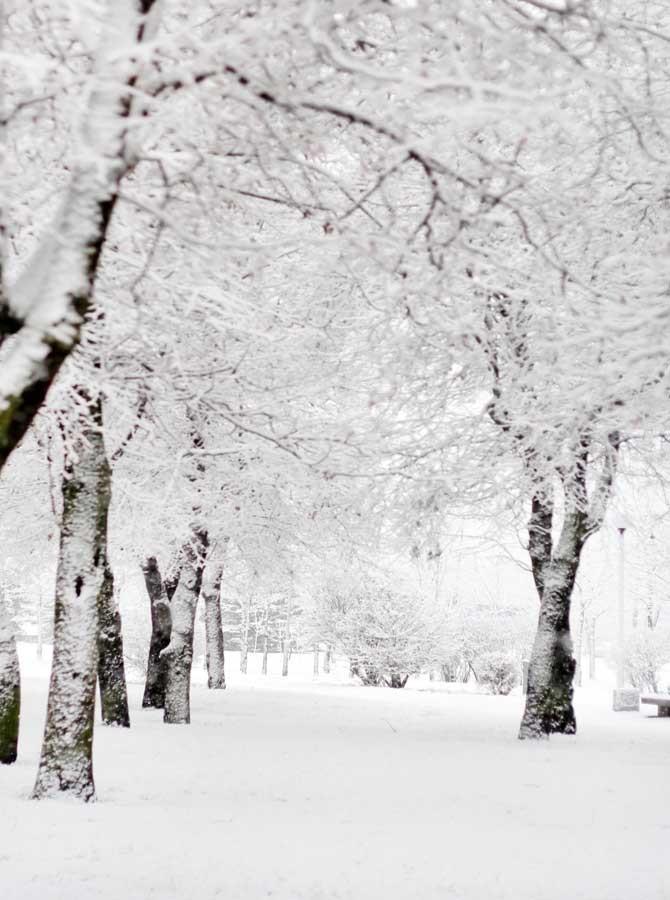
313,645,319,677
282,639,290,677
97,555,130,727
0,601,19,764
33,406,110,801
323,645,332,675
141,557,173,708
261,634,268,675
203,562,225,690
162,529,209,724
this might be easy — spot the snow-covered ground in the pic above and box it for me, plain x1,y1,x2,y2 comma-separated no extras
2,647,669,900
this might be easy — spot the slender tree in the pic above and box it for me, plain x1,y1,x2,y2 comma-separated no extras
162,529,209,724
141,557,175,709
203,560,226,690
97,553,130,727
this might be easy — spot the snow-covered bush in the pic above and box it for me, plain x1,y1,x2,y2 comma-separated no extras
316,580,445,688
476,651,519,695
442,602,532,688
624,628,670,693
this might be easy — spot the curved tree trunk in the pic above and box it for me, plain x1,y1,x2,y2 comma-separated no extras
162,529,209,724
33,408,110,801
203,562,225,690
0,606,19,764
97,556,130,727
141,556,173,709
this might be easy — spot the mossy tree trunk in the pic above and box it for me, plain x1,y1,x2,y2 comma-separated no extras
0,604,19,764
203,561,225,690
33,401,110,801
162,528,209,724
141,556,173,709
97,554,130,727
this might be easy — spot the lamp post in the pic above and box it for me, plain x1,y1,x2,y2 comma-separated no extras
616,526,625,692
612,517,639,711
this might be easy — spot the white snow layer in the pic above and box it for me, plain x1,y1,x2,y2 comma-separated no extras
2,646,668,900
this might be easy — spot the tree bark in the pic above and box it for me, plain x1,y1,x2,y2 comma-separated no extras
97,555,130,727
519,566,577,738
0,1,161,475
162,529,209,724
261,634,268,675
313,644,319,677
33,409,110,801
0,603,19,764
323,645,332,674
141,556,172,708
203,562,225,690
519,489,582,739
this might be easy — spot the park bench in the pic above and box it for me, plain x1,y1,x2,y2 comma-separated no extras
641,695,670,717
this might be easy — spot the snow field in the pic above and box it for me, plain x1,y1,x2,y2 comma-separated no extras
2,651,669,900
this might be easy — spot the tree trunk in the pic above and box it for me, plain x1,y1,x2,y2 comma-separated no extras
282,639,290,677
141,556,172,709
240,602,250,674
97,556,130,727
0,603,19,764
161,529,208,724
575,603,586,689
261,634,268,675
323,645,332,674
519,562,578,739
203,562,225,690
33,412,110,801
313,645,319,677
588,622,596,679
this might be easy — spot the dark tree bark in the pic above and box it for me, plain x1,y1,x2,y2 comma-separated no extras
33,403,110,801
141,557,173,709
97,555,130,727
386,673,409,689
162,529,209,724
0,616,19,764
203,562,225,690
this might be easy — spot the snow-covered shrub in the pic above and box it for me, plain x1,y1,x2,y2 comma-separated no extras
441,602,532,687
476,651,519,695
315,580,445,688
624,628,670,693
